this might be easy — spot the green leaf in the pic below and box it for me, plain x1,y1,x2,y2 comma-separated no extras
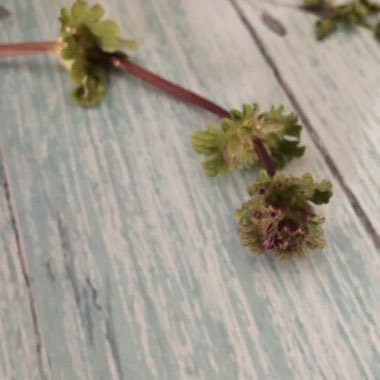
190,127,222,156
311,189,333,204
230,109,243,120
354,2,369,18
92,20,120,52
92,19,120,37
70,59,87,83
88,4,104,23
242,104,258,118
311,179,333,204
220,118,235,132
316,18,337,40
71,0,88,23
71,65,105,107
201,156,229,177
284,123,302,136
60,37,78,60
59,9,70,34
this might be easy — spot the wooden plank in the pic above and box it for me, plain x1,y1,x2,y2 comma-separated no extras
0,153,49,380
0,0,379,379
233,0,380,237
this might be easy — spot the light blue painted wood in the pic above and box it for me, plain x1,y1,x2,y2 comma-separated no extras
0,0,379,379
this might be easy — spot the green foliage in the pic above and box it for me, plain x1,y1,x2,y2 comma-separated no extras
236,171,333,259
58,0,137,106
316,18,337,40
374,20,380,39
190,104,304,177
304,0,380,41
304,0,326,10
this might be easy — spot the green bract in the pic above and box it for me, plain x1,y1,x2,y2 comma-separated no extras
58,0,136,106
304,0,380,41
236,171,332,259
190,104,305,177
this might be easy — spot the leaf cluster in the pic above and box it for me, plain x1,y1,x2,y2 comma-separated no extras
236,171,332,259
59,0,136,105
190,104,305,177
303,0,380,40
247,171,332,208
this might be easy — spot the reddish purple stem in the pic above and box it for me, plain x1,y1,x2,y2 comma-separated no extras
0,42,276,176
0,41,59,57
253,138,276,177
102,53,230,119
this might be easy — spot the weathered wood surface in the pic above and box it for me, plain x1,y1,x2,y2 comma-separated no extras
0,152,46,380
0,0,379,379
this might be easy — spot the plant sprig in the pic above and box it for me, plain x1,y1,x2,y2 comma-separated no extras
58,0,137,105
191,102,332,259
236,171,332,259
0,0,333,259
191,104,305,177
303,0,380,41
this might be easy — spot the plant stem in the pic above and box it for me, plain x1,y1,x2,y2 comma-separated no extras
0,41,61,57
0,42,277,176
94,53,277,176
96,52,230,119
253,138,276,177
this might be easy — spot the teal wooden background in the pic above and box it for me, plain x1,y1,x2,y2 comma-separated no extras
0,0,379,379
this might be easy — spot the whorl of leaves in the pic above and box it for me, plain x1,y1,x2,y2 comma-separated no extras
236,171,332,259
59,0,136,105
191,104,305,177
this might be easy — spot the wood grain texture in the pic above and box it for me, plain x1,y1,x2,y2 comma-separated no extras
234,0,380,236
0,153,46,380
0,0,379,379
